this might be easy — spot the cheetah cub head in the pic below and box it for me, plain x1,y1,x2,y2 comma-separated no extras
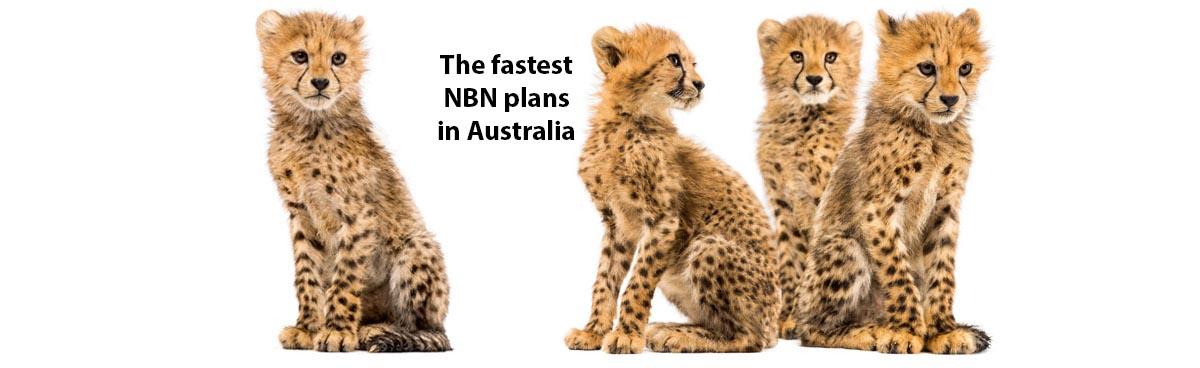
256,10,367,112
592,25,706,111
758,16,862,106
874,9,989,124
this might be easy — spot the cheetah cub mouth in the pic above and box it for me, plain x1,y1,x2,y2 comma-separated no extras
294,85,340,110
927,108,959,123
669,83,702,109
794,84,836,105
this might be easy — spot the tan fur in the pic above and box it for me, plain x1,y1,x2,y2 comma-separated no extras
755,15,862,339
795,9,991,354
564,25,779,354
257,10,450,353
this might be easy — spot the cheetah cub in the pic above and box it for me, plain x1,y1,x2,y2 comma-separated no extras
257,10,450,353
796,9,990,354
564,25,779,354
754,15,862,339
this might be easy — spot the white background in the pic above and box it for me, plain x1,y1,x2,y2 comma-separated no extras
2,0,1197,366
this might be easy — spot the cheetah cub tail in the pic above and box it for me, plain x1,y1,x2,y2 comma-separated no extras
366,329,451,352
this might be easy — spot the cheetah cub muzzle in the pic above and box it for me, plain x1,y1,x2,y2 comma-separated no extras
795,9,991,354
754,15,862,340
564,25,780,354
257,10,450,353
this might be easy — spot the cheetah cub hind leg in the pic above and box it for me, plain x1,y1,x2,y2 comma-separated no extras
798,234,926,353
367,233,452,353
645,235,776,353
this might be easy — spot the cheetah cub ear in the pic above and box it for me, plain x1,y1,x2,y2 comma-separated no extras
352,15,365,32
256,10,284,46
756,19,784,60
876,9,899,37
843,21,863,48
592,26,625,75
958,8,981,28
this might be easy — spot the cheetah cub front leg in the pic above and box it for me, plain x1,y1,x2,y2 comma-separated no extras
278,212,324,350
311,209,377,352
919,164,991,354
564,210,640,350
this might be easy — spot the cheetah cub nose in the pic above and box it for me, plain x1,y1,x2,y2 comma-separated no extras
940,95,959,107
806,75,823,86
311,78,330,91
693,80,705,91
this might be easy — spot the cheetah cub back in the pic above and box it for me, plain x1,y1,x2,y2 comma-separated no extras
257,10,450,353
796,9,991,354
563,25,779,354
754,15,862,340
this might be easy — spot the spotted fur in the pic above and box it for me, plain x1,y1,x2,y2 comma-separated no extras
257,10,450,353
796,9,990,354
755,15,862,339
564,25,779,354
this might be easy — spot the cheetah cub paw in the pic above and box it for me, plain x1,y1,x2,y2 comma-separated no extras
925,325,990,354
564,328,604,350
873,328,924,354
279,326,314,350
602,330,645,354
313,329,359,352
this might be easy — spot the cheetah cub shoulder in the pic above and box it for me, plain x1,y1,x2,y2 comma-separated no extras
257,10,450,353
797,9,990,354
754,15,862,339
563,25,779,354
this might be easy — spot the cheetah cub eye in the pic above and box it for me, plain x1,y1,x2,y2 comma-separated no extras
667,54,681,67
958,63,973,76
917,62,936,77
825,52,838,63
332,52,347,66
790,51,803,63
291,50,308,64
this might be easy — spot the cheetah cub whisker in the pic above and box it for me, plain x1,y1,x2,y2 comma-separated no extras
564,25,780,354
257,10,451,353
754,15,862,340
796,9,990,354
